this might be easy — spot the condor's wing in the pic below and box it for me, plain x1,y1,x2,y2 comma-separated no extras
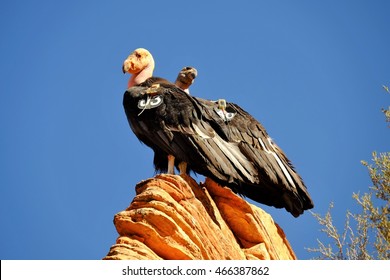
220,101,313,215
123,79,313,216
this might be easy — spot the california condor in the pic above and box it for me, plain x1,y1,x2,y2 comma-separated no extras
122,48,313,217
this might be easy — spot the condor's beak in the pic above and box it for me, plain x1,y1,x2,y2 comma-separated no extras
122,64,126,74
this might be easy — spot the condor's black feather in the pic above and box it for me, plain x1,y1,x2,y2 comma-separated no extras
123,77,314,217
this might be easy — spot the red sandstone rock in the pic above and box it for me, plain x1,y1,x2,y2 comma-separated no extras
104,174,296,260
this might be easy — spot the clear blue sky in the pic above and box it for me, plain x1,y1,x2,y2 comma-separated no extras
0,0,389,260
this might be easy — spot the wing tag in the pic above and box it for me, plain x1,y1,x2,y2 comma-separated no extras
137,95,163,110
215,108,236,122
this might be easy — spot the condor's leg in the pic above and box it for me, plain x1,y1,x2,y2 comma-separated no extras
178,161,188,175
167,154,175,175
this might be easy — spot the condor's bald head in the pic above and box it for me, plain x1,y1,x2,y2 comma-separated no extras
123,48,155,88
122,48,155,74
